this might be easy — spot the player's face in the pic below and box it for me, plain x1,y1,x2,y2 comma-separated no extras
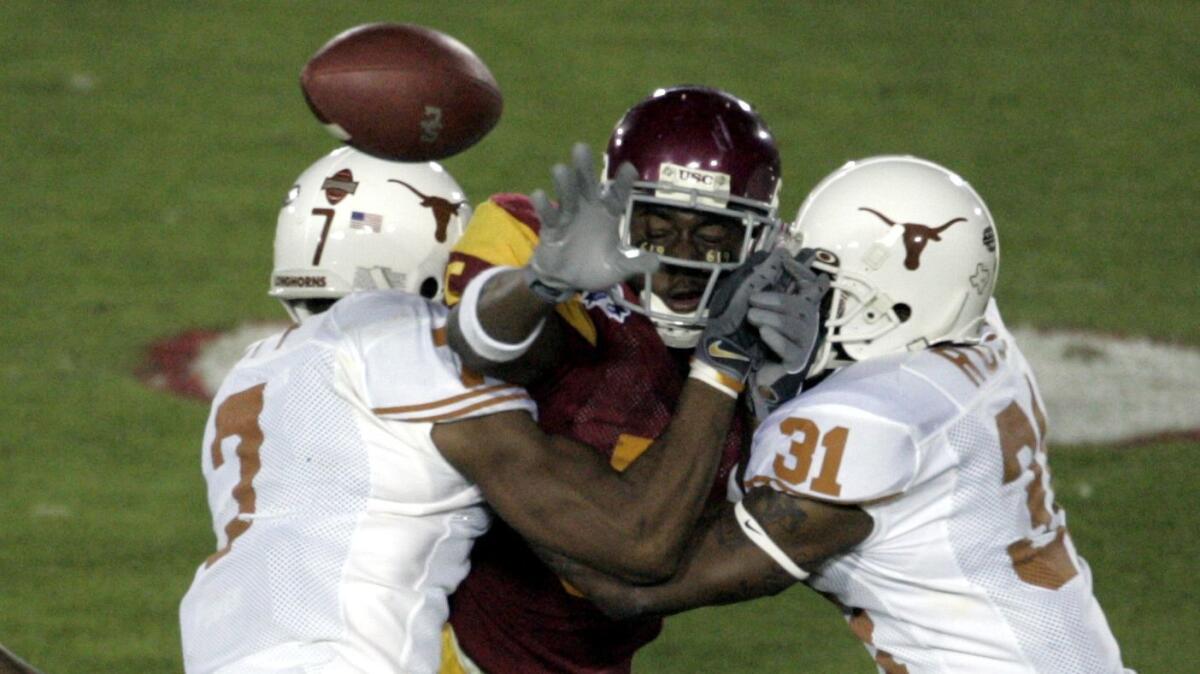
629,205,745,313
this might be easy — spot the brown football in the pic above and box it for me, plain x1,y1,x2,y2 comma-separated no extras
300,23,502,161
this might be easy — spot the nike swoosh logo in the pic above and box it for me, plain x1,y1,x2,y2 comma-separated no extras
708,342,750,362
742,518,761,535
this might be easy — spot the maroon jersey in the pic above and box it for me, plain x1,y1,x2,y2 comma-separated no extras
444,194,745,673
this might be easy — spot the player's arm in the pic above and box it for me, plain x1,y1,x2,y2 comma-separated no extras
536,486,873,618
541,401,916,615
446,265,568,386
446,144,655,382
433,378,734,583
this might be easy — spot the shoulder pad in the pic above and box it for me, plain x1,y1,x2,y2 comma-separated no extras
490,193,540,231
451,196,541,270
444,196,542,306
335,292,535,423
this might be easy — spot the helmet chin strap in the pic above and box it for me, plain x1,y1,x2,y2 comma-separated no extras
647,292,703,349
280,299,305,324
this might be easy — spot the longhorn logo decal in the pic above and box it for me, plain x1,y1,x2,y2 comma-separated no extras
389,180,465,243
860,207,966,270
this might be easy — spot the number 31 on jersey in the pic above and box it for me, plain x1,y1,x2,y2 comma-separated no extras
771,418,848,498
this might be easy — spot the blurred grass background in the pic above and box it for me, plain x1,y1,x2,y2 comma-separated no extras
0,1,1196,671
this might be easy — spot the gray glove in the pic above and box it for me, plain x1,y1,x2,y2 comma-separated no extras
526,143,659,302
745,248,834,421
694,249,790,384
747,361,806,424
747,248,831,374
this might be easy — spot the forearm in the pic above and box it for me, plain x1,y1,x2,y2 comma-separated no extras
537,488,872,619
615,376,737,572
537,501,797,620
508,380,735,581
470,266,554,343
435,409,713,582
434,381,733,582
446,266,563,382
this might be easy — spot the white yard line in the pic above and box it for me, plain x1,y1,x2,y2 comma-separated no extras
172,322,1200,447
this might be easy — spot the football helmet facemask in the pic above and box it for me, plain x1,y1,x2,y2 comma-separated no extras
270,146,471,322
603,85,783,348
789,155,1000,373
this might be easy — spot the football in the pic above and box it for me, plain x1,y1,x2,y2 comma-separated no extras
300,23,503,161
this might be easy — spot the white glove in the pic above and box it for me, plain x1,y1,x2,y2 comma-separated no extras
526,143,659,302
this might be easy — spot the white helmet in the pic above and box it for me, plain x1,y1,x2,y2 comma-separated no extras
271,146,471,322
791,155,1000,372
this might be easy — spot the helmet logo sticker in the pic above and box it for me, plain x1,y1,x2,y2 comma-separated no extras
657,162,731,207
350,211,383,232
273,275,327,288
582,291,631,323
859,207,966,270
322,169,358,205
969,263,992,294
388,179,465,243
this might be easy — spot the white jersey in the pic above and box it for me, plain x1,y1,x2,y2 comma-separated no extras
179,291,534,674
743,305,1129,673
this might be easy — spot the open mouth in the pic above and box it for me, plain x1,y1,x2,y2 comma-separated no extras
665,285,704,313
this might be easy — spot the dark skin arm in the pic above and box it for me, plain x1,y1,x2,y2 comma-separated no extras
431,377,736,584
535,486,874,619
446,268,567,386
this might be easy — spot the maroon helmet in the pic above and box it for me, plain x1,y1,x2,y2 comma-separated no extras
603,85,784,347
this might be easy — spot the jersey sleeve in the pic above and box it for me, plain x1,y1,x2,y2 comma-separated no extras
743,402,917,504
341,293,536,424
444,194,597,346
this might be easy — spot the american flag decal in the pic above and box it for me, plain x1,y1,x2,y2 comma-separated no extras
350,211,383,232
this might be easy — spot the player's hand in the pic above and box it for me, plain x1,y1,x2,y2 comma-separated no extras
747,249,831,374
694,249,790,384
745,248,834,421
526,143,659,302
747,361,807,423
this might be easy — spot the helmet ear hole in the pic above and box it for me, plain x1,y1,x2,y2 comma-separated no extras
419,277,440,299
893,303,912,323
303,298,337,315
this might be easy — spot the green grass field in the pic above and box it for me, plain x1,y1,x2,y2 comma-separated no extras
1,2,1196,672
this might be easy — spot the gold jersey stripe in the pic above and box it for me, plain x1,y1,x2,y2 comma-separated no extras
453,199,540,267
373,383,514,415
392,391,532,423
610,433,654,471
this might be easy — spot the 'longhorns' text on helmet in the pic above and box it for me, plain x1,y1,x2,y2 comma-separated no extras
270,147,471,322
604,85,783,348
790,155,1000,374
